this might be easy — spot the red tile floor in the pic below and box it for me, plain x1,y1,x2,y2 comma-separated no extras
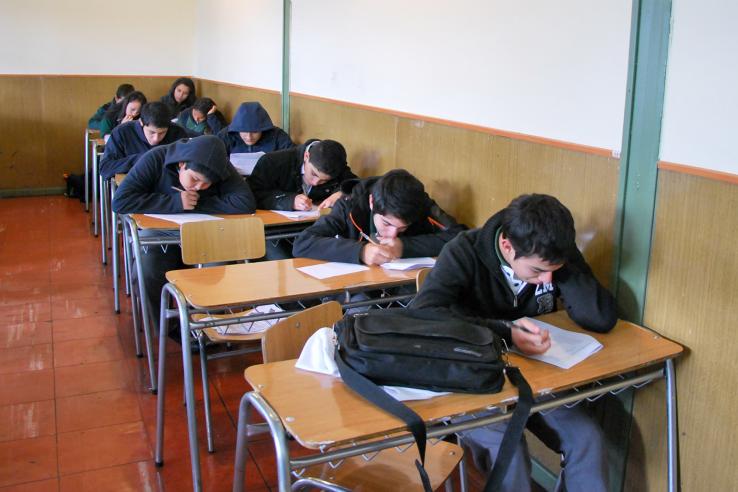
0,196,276,491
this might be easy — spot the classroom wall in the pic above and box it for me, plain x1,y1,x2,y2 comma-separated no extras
290,0,631,153
625,1,738,489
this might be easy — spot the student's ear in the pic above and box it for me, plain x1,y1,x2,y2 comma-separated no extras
499,235,515,257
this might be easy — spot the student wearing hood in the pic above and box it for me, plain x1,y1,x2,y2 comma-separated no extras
99,101,192,180
159,77,197,120
217,101,293,155
177,97,226,135
293,169,465,264
112,135,256,319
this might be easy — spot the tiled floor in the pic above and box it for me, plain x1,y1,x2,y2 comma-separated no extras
0,196,273,492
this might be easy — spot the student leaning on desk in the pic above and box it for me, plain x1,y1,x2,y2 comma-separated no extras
112,135,256,321
292,169,466,264
411,194,617,492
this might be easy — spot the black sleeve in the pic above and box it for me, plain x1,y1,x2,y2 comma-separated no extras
99,134,143,180
248,154,297,210
112,156,183,214
400,199,466,258
555,248,618,332
292,199,364,263
195,167,256,214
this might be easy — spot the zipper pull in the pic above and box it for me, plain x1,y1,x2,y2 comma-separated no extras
513,294,518,308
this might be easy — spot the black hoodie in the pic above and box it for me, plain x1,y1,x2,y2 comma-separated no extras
112,135,255,215
292,177,466,263
411,211,617,343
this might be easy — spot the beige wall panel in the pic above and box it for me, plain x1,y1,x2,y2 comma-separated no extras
290,96,398,178
197,80,281,126
626,170,738,491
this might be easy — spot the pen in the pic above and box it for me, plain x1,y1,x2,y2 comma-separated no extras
359,231,378,245
171,185,185,193
505,320,535,335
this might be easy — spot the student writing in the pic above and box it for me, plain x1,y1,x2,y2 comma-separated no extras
177,97,226,135
216,101,293,154
88,83,134,130
99,91,147,139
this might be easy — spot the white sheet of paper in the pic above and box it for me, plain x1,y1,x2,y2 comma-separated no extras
230,152,265,175
297,262,369,279
143,213,223,225
512,317,603,369
270,207,320,220
380,257,436,271
200,304,284,336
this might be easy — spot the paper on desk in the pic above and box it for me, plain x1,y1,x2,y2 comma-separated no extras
200,304,285,335
144,213,223,225
512,317,603,369
230,152,265,175
380,257,436,271
297,262,369,279
270,207,320,220
295,328,449,401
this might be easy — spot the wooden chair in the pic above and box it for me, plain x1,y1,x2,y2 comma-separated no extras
178,217,266,452
257,302,465,492
416,267,432,291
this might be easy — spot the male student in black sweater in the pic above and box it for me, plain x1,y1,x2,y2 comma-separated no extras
99,101,191,180
293,169,465,264
411,193,617,492
248,139,357,211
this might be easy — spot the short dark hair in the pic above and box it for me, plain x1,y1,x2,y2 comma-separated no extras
140,102,171,128
371,169,429,225
115,91,147,121
192,97,215,115
500,194,576,264
307,140,347,177
115,83,135,99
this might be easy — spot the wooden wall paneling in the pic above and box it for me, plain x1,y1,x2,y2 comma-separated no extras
627,170,738,491
196,80,281,127
290,95,398,177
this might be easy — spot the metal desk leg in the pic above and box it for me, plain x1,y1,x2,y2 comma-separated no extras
84,129,90,212
155,286,173,467
126,217,157,392
234,392,292,492
99,174,108,265
91,140,99,237
666,359,679,492
111,180,120,313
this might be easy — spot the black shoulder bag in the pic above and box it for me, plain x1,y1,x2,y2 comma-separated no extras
334,308,533,492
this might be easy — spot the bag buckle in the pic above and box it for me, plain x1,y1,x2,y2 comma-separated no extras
500,338,511,367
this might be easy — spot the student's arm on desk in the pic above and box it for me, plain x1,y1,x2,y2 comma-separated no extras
99,134,142,180
555,248,617,333
292,201,364,263
112,153,182,214
248,154,297,210
398,199,467,258
195,167,257,214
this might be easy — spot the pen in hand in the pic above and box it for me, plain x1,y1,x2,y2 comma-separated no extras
171,185,186,193
510,321,535,335
359,231,378,245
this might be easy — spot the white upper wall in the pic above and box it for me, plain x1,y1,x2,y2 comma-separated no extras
290,0,632,152
0,0,195,75
660,0,738,174
193,0,283,90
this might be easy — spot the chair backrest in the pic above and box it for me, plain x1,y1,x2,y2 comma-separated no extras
415,267,431,291
180,217,265,265
261,301,343,363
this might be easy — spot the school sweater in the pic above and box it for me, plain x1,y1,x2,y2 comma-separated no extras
177,107,226,135
217,101,294,154
112,135,255,215
87,100,113,129
248,140,358,210
99,121,191,180
292,177,466,263
410,212,617,342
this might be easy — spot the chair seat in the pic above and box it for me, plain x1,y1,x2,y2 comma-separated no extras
299,441,463,492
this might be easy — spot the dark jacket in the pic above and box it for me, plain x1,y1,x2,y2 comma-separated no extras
411,211,617,343
292,177,466,263
112,136,256,215
99,121,191,179
177,107,226,136
216,101,293,154
248,140,358,210
88,100,113,129
160,93,195,121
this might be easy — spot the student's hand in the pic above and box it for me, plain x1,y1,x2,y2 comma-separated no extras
510,318,551,355
121,114,135,124
379,237,403,258
318,191,342,209
361,244,396,265
208,105,217,115
180,190,199,210
293,194,313,211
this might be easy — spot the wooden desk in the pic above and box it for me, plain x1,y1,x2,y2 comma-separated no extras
130,210,319,230
234,312,683,492
154,259,421,491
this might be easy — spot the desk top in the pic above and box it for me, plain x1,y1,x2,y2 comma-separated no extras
130,210,318,230
166,257,418,309
245,311,682,449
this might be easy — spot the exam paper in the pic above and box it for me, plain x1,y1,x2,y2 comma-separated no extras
380,257,436,271
297,262,369,279
143,213,223,225
230,151,265,175
512,317,603,369
201,304,284,335
270,207,320,220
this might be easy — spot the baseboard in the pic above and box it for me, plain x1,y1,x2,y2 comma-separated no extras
0,187,66,198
